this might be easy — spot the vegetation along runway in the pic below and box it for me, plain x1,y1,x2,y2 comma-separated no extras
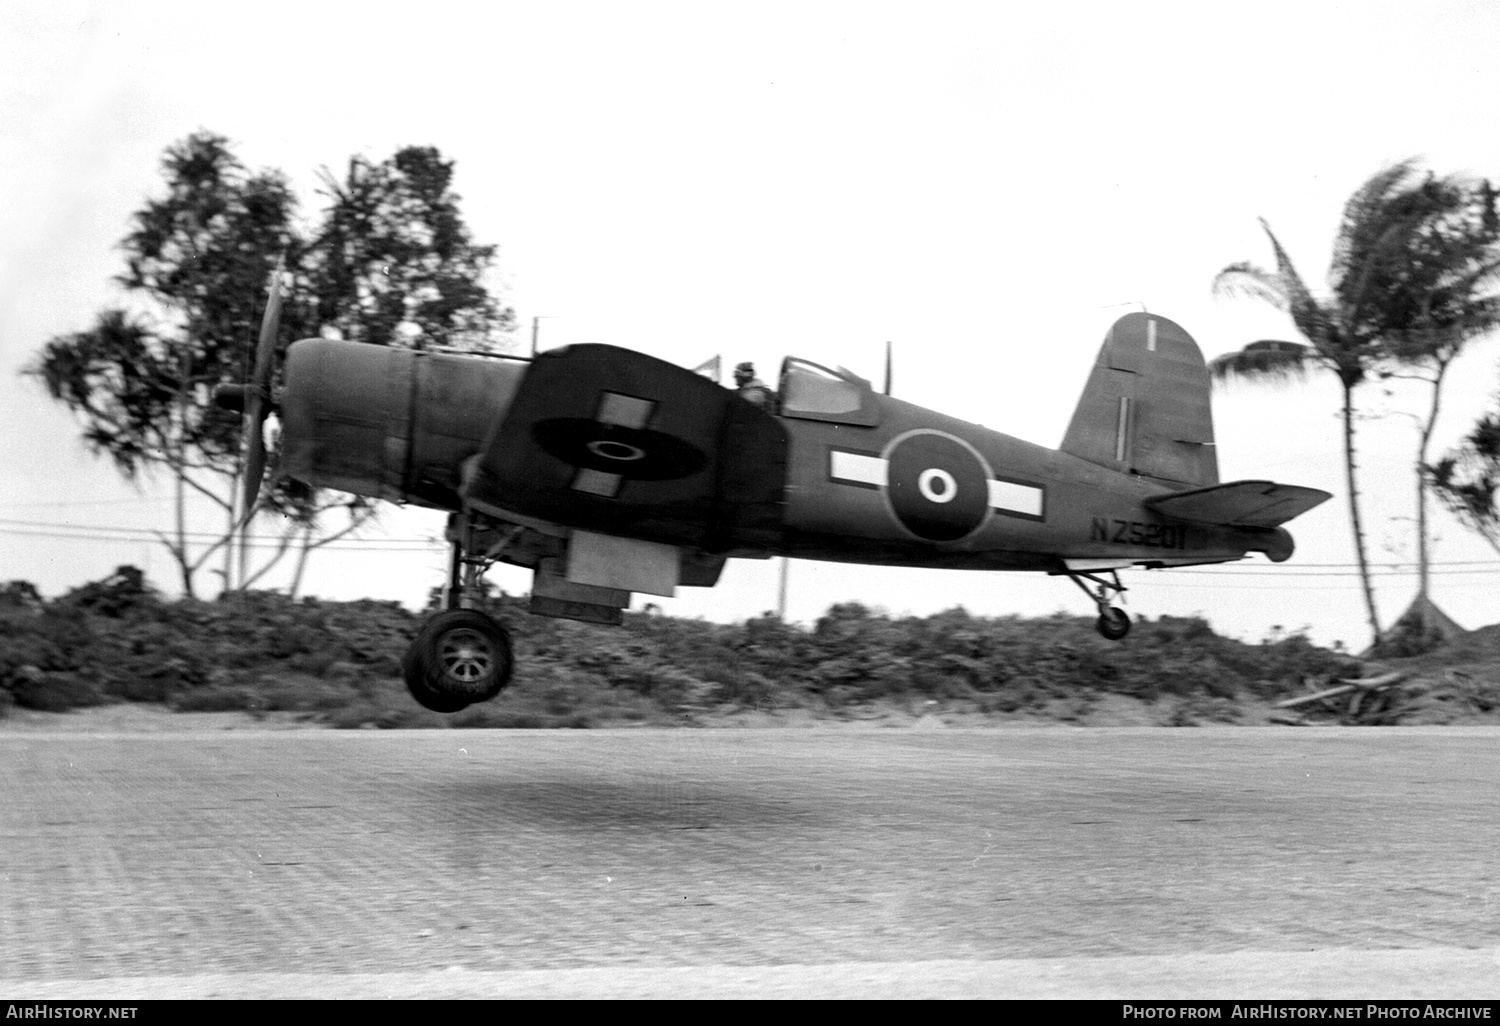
3,726,1498,998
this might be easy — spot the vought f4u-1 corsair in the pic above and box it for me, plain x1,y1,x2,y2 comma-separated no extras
227,306,1330,713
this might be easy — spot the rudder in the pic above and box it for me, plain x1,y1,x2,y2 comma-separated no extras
1059,312,1218,487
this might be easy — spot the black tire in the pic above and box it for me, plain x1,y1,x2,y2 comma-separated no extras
405,675,471,713
403,610,514,711
1096,606,1130,641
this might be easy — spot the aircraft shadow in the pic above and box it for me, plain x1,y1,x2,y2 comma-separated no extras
431,774,819,834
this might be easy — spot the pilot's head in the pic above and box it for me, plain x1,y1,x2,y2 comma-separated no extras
734,362,755,386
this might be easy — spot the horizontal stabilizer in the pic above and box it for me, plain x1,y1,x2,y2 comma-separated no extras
1144,480,1331,529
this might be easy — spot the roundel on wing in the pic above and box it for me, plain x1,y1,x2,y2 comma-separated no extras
884,431,991,542
531,418,708,480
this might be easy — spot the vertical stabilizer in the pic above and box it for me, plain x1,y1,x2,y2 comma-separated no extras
1059,313,1218,486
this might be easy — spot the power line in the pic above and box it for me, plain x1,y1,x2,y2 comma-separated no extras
0,517,446,551
2,521,1498,572
1149,565,1500,577
2,517,1499,572
0,497,170,509
0,530,446,553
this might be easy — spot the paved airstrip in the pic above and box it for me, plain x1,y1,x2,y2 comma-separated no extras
2,723,1498,999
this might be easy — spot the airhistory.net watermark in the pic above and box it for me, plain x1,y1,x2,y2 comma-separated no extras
1121,1007,1494,1020
6,1007,138,1019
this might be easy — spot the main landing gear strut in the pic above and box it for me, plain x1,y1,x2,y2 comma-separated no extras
1065,569,1131,641
401,514,515,713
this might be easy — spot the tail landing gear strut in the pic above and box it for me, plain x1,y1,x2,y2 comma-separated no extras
1066,569,1131,641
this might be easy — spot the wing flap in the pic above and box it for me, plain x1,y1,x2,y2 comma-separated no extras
1144,479,1331,529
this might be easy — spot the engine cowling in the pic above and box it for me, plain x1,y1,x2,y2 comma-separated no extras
279,337,528,509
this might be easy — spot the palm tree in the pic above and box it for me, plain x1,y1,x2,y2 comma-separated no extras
1210,160,1470,649
1429,410,1500,555
1377,177,1500,636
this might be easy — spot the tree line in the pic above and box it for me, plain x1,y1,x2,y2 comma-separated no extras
1212,160,1500,652
0,572,1356,725
23,136,1500,650
27,131,515,598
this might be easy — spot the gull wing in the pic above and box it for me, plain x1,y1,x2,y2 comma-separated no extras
463,344,786,550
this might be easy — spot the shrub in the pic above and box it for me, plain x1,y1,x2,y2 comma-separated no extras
9,671,110,712
0,580,43,609
61,565,157,617
0,564,1368,725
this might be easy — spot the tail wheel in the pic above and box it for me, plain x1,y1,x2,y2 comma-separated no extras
1096,607,1130,641
403,609,514,711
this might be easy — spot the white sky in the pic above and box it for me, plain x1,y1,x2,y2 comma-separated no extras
5,0,1500,650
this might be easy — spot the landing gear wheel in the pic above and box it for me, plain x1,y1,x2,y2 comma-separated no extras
403,609,514,712
1065,569,1131,641
1096,606,1130,641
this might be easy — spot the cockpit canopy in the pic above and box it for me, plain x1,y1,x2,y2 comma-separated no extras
776,358,879,427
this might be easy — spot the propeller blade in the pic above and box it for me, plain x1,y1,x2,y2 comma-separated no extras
250,266,284,395
240,427,267,522
239,264,286,520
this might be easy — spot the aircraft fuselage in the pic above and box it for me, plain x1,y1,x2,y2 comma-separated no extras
280,337,1286,578
248,306,1328,709
776,393,1280,571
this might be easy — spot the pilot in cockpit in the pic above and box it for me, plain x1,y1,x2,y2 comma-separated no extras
734,361,776,410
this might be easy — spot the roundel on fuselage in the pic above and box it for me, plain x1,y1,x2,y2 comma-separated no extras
883,430,991,542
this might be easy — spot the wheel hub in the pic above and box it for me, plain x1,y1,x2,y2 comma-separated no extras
438,628,495,686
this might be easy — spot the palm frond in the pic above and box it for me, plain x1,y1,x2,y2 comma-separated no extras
1257,220,1348,359
1211,261,1287,309
1208,339,1315,385
1428,413,1500,547
1382,207,1500,361
1331,161,1490,345
1328,159,1442,289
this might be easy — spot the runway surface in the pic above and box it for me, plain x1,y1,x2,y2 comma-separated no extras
2,725,1498,998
